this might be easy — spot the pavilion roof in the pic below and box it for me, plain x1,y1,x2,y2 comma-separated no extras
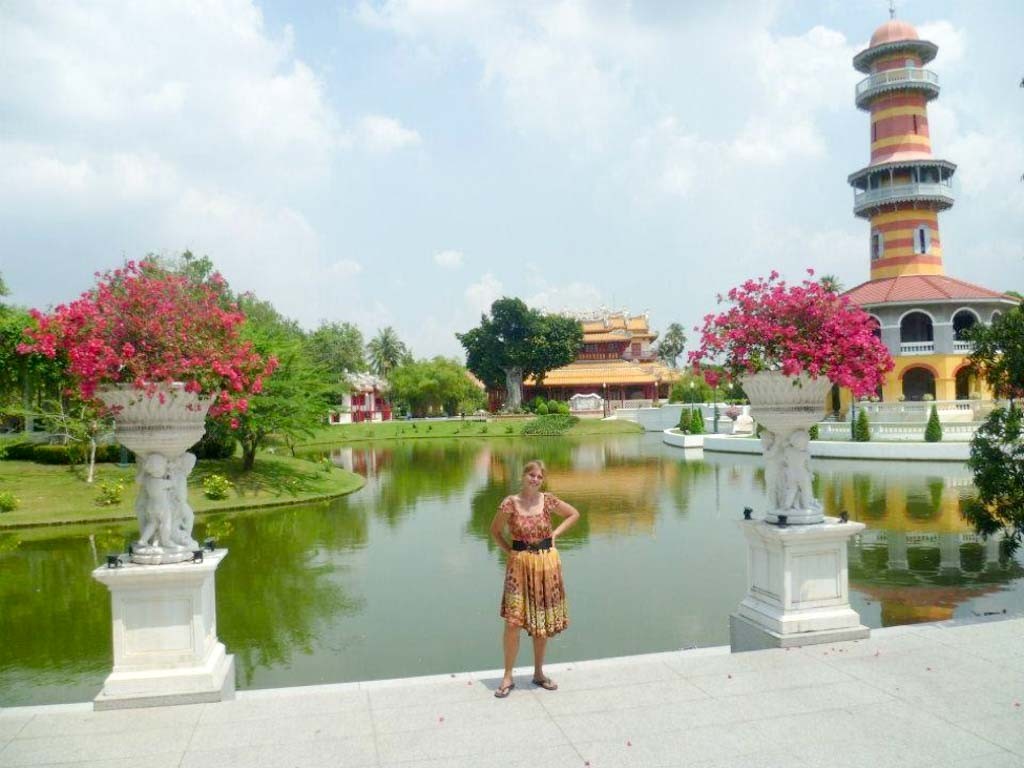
525,359,681,387
843,274,1016,306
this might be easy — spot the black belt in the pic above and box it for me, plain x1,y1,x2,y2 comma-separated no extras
512,538,552,552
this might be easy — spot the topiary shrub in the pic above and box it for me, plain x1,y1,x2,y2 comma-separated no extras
203,474,233,500
854,409,871,442
535,402,549,415
690,408,704,435
32,444,87,465
547,399,560,414
528,396,545,413
808,423,819,440
677,409,692,433
0,491,19,512
2,442,37,461
924,405,943,442
520,414,579,435
557,402,570,415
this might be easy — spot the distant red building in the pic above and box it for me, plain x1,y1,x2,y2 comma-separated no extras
328,373,392,424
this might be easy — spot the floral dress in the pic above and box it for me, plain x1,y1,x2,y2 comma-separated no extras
498,492,569,637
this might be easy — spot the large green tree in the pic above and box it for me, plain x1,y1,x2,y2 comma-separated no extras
963,304,1024,552
0,273,69,429
965,305,1024,401
366,326,411,378
307,321,366,379
456,298,582,410
388,357,484,417
233,297,333,470
657,322,687,368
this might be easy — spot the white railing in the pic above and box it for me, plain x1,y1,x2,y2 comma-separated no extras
953,340,974,353
856,67,939,100
816,420,979,442
845,399,994,423
900,341,935,354
853,182,954,212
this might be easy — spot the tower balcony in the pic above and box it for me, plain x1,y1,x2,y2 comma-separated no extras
855,67,939,110
852,181,954,218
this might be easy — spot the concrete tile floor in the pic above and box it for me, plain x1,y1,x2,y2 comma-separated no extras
1,616,1021,768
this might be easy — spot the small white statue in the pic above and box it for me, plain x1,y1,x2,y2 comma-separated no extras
781,431,815,511
134,454,180,553
168,452,198,549
761,429,784,508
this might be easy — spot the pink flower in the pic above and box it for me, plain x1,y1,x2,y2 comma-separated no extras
687,270,893,397
18,259,275,413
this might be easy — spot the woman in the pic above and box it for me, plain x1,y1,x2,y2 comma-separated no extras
489,459,580,698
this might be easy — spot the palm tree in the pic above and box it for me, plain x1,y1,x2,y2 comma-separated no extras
367,327,410,378
819,274,843,294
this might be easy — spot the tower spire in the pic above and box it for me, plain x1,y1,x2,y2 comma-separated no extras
889,0,896,20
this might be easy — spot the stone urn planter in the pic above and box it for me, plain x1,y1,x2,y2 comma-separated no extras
97,383,213,564
91,382,234,709
743,371,830,525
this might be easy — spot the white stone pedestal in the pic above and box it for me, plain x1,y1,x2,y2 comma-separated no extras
730,518,869,652
91,549,235,710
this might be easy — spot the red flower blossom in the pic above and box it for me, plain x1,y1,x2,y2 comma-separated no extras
18,259,276,418
688,271,893,397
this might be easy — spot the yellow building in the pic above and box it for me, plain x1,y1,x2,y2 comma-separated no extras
843,16,1018,403
523,312,681,408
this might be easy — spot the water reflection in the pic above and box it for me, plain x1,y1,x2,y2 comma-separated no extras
2,435,1022,706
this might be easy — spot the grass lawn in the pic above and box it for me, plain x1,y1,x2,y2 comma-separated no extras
0,453,364,529
297,416,642,445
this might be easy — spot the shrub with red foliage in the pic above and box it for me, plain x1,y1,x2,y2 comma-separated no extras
18,260,276,418
688,270,893,398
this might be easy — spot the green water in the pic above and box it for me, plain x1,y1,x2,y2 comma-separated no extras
2,433,1022,706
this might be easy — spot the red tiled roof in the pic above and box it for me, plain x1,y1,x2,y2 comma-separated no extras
843,274,1015,306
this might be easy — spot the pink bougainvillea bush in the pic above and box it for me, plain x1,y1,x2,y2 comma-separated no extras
19,260,276,418
688,270,893,398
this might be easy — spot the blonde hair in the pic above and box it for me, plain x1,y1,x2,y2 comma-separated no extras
522,459,546,477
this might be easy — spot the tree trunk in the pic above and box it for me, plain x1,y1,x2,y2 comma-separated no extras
87,438,97,483
504,367,524,410
242,439,258,471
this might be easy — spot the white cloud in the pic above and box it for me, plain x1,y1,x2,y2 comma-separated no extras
918,20,965,66
356,115,422,153
527,281,603,314
327,259,364,278
433,249,464,268
465,273,503,315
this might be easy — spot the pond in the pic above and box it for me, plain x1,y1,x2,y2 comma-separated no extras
2,433,1022,706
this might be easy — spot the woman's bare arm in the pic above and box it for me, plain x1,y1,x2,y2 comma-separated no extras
550,498,580,543
490,504,512,554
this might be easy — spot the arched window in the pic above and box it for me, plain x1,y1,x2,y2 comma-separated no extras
991,310,1003,324
871,231,884,261
900,311,934,343
868,315,882,340
952,310,978,340
955,368,973,400
902,367,936,401
914,225,931,255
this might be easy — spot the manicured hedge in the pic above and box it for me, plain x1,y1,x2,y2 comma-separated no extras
520,414,579,435
1,442,133,464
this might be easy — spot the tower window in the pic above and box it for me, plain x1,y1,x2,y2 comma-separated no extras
871,231,884,261
914,225,931,254
872,122,877,141
912,115,918,134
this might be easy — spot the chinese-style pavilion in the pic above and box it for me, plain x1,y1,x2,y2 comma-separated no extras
842,13,1018,402
523,312,681,409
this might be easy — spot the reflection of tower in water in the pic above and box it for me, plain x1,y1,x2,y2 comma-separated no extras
817,467,1020,624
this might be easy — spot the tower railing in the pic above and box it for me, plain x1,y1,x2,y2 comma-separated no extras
855,67,939,107
853,181,954,215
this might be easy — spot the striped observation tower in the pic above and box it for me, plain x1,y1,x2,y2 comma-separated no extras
848,11,955,281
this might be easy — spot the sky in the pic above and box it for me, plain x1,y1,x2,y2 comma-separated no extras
2,0,1022,359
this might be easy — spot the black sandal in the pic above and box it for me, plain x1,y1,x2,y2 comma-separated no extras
532,676,558,691
494,682,515,698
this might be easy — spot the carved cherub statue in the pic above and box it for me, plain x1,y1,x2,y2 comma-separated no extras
135,453,179,552
169,452,198,549
781,431,814,510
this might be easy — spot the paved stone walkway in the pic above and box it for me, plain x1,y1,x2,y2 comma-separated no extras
2,617,1022,767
